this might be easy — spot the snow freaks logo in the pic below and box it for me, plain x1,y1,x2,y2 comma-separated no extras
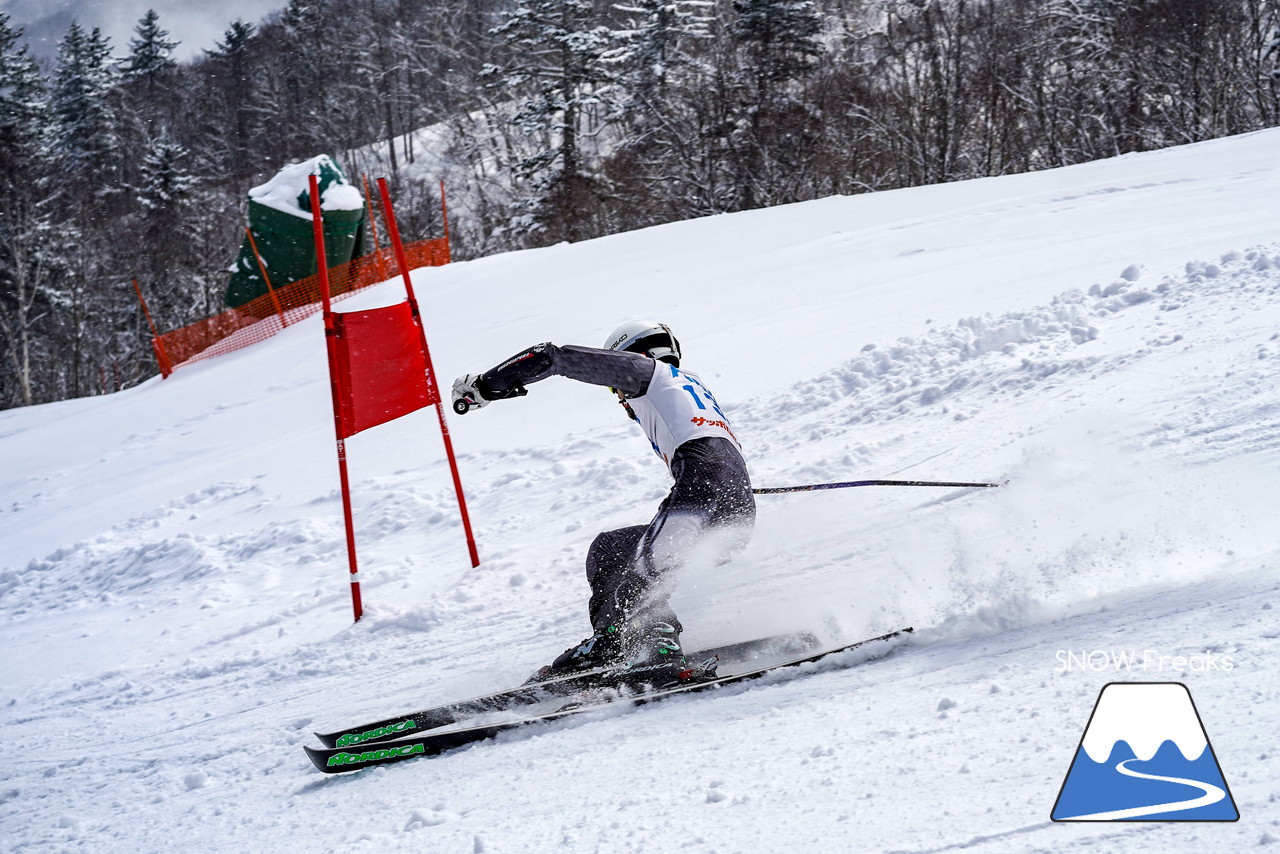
1055,649,1235,673
1051,682,1239,821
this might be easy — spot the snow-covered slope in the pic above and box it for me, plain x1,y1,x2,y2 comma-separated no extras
2,129,1279,853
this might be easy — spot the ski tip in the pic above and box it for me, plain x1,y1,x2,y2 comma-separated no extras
303,745,338,773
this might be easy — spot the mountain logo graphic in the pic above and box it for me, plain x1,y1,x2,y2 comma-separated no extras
1052,682,1238,821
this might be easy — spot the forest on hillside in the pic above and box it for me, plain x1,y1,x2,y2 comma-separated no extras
2,0,1278,408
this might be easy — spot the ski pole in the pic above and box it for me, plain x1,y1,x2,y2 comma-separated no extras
753,479,1005,495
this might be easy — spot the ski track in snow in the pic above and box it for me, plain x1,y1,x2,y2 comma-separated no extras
2,131,1279,853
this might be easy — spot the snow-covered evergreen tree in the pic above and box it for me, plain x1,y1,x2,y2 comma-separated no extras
0,13,47,178
726,0,824,210
51,23,120,187
608,0,712,110
121,10,182,156
486,0,617,241
125,10,178,85
211,19,255,60
133,133,201,322
0,13,63,407
204,20,257,173
136,135,194,214
275,0,341,156
731,0,823,103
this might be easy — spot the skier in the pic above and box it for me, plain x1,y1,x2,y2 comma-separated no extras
452,321,755,687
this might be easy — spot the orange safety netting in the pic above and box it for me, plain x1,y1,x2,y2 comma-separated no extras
156,237,450,371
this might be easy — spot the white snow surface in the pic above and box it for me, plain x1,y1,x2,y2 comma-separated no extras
248,154,362,219
3,129,1280,853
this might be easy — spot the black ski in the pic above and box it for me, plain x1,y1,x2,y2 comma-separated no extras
313,631,821,750
304,627,911,773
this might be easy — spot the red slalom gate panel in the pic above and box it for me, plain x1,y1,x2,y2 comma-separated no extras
331,302,438,439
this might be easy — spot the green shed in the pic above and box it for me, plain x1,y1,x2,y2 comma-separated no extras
226,155,367,309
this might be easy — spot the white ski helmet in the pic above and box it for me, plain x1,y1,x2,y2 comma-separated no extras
603,320,681,367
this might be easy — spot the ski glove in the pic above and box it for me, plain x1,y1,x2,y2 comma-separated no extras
451,374,491,414
451,373,527,414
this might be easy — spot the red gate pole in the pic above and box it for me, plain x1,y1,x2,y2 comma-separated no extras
132,279,173,378
377,176,480,568
309,174,364,622
245,228,289,330
439,180,451,263
361,174,389,282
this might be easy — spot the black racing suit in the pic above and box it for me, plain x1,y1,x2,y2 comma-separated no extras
479,343,755,630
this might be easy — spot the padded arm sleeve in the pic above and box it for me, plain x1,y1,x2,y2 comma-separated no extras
479,344,654,397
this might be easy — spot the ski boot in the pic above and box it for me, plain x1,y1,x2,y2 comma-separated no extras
611,618,715,690
525,624,625,684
